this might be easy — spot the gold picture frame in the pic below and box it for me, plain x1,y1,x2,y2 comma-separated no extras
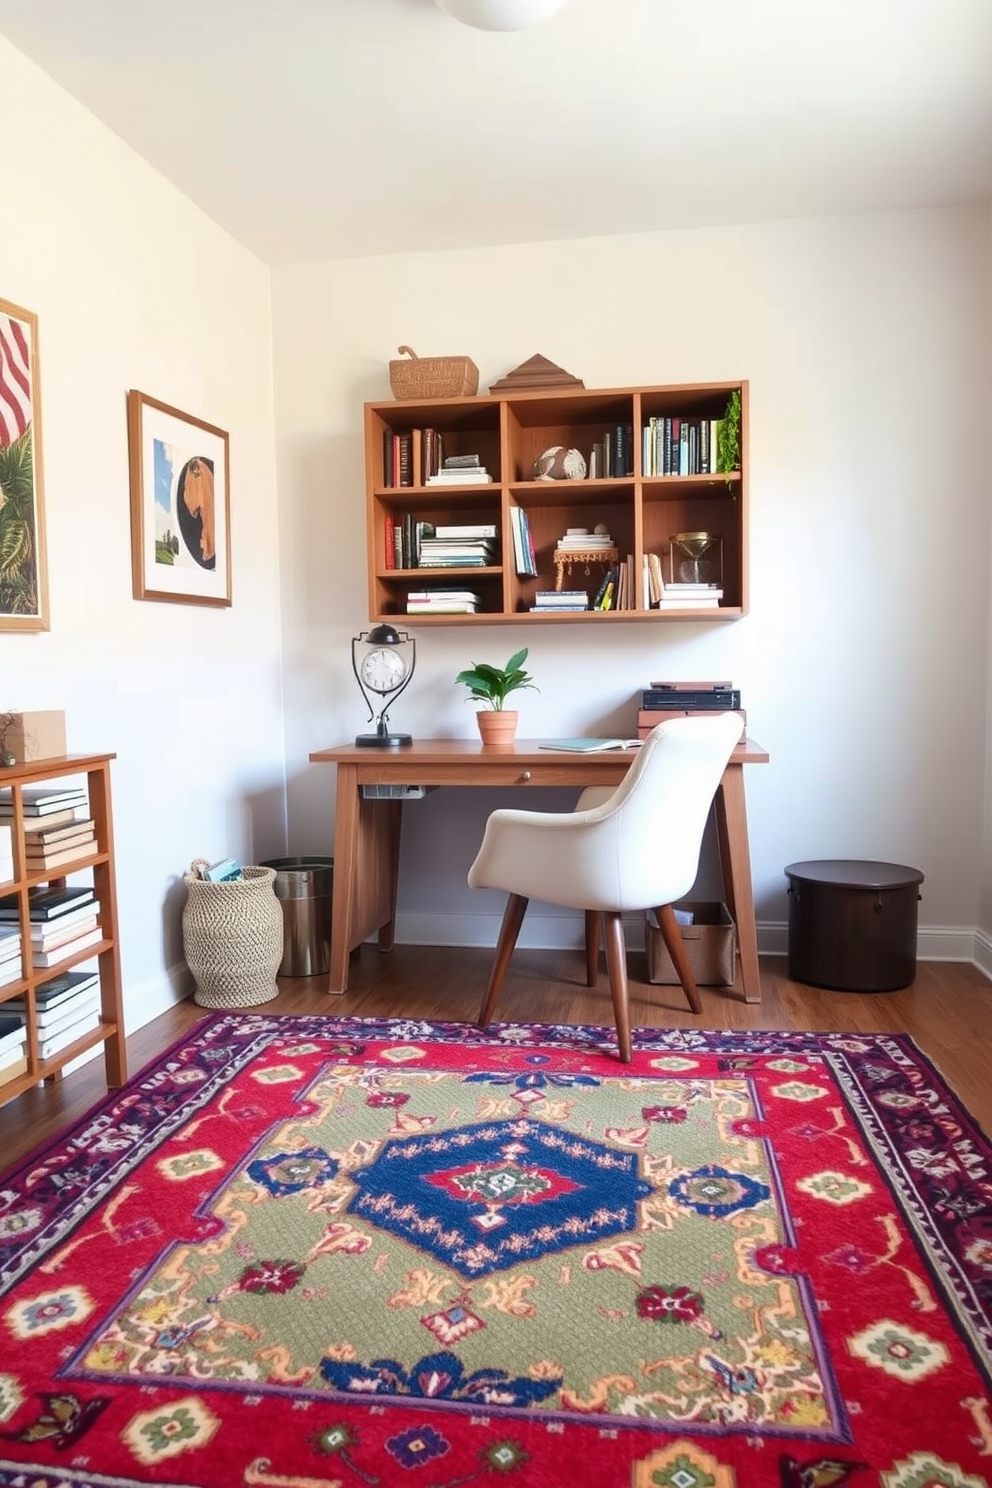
0,297,49,632
127,390,231,607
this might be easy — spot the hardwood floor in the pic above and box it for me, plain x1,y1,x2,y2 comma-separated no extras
2,946,990,1174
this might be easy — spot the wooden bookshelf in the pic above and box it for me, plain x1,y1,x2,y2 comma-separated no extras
365,380,748,624
0,754,125,1109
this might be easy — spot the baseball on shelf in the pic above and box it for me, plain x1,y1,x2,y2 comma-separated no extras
533,446,588,480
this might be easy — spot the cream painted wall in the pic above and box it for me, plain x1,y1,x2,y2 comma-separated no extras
272,207,992,966
1,38,287,1029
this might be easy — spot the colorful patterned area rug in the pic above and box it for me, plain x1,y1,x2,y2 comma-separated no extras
1,1015,991,1488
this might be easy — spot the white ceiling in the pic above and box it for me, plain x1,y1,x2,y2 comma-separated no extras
1,0,990,266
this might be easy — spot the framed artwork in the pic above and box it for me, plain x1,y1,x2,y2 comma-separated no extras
127,390,231,607
0,297,49,632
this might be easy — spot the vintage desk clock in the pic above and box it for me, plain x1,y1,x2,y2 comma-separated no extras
351,624,416,747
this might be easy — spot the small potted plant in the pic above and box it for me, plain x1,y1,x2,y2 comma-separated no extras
455,647,538,745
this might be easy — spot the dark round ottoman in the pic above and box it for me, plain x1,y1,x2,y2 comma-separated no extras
785,859,924,992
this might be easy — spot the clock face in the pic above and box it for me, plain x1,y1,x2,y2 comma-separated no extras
360,646,408,694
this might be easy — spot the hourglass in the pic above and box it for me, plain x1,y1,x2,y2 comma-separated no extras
669,531,723,585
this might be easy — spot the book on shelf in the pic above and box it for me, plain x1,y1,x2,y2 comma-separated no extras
32,925,103,968
0,1055,27,1088
0,1032,25,1065
407,599,480,613
37,1011,102,1060
426,471,492,483
0,1009,25,1042
8,968,99,1010
31,913,100,952
0,957,22,988
23,836,97,872
539,738,643,753
2,807,82,834
656,597,722,610
0,787,87,816
0,886,96,922
433,524,497,540
442,453,481,468
24,988,102,1037
642,689,741,709
24,825,96,857
23,816,95,846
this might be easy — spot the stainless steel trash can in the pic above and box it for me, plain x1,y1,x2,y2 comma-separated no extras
262,856,334,977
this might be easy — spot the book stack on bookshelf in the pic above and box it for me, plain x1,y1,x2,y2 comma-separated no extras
0,1009,27,1089
426,454,492,485
657,581,723,610
0,925,21,989
0,823,11,884
0,785,95,872
637,680,746,738
530,590,589,613
0,884,102,969
556,527,615,557
406,589,481,615
417,528,497,568
4,967,101,1062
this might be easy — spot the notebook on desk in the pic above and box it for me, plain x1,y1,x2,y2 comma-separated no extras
538,738,643,753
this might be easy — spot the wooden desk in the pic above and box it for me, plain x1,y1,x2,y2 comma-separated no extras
309,737,769,1002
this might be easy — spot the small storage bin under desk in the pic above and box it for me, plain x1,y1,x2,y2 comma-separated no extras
785,859,924,992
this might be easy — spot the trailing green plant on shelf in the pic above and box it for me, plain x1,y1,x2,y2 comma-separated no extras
455,648,538,711
716,388,741,484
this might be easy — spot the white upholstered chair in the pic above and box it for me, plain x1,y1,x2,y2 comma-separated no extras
467,712,744,1061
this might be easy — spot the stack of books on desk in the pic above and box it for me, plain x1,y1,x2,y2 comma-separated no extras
637,680,746,738
4,968,101,1060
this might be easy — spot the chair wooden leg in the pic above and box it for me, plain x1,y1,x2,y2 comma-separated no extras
584,910,601,986
603,911,632,1063
477,893,529,1030
656,902,703,1014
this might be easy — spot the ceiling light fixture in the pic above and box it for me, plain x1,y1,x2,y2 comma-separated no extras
434,0,570,32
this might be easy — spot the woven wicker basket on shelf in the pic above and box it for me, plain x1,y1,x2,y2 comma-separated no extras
182,861,283,1009
389,345,479,400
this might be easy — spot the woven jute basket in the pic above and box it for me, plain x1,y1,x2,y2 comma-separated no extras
389,345,479,400
182,862,282,1009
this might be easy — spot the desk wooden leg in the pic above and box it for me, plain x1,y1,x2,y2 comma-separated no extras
377,800,403,952
328,764,360,994
715,765,761,1005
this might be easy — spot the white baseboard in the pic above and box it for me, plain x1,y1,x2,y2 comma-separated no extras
389,911,992,980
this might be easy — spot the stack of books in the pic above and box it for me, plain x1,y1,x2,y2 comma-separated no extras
656,581,723,609
426,455,492,484
0,823,11,884
530,590,589,613
406,589,481,615
0,785,95,871
0,925,21,988
417,533,496,568
4,968,101,1061
0,1009,27,1089
637,680,746,738
0,884,102,969
556,527,614,555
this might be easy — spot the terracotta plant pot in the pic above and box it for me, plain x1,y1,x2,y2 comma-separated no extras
477,710,518,747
